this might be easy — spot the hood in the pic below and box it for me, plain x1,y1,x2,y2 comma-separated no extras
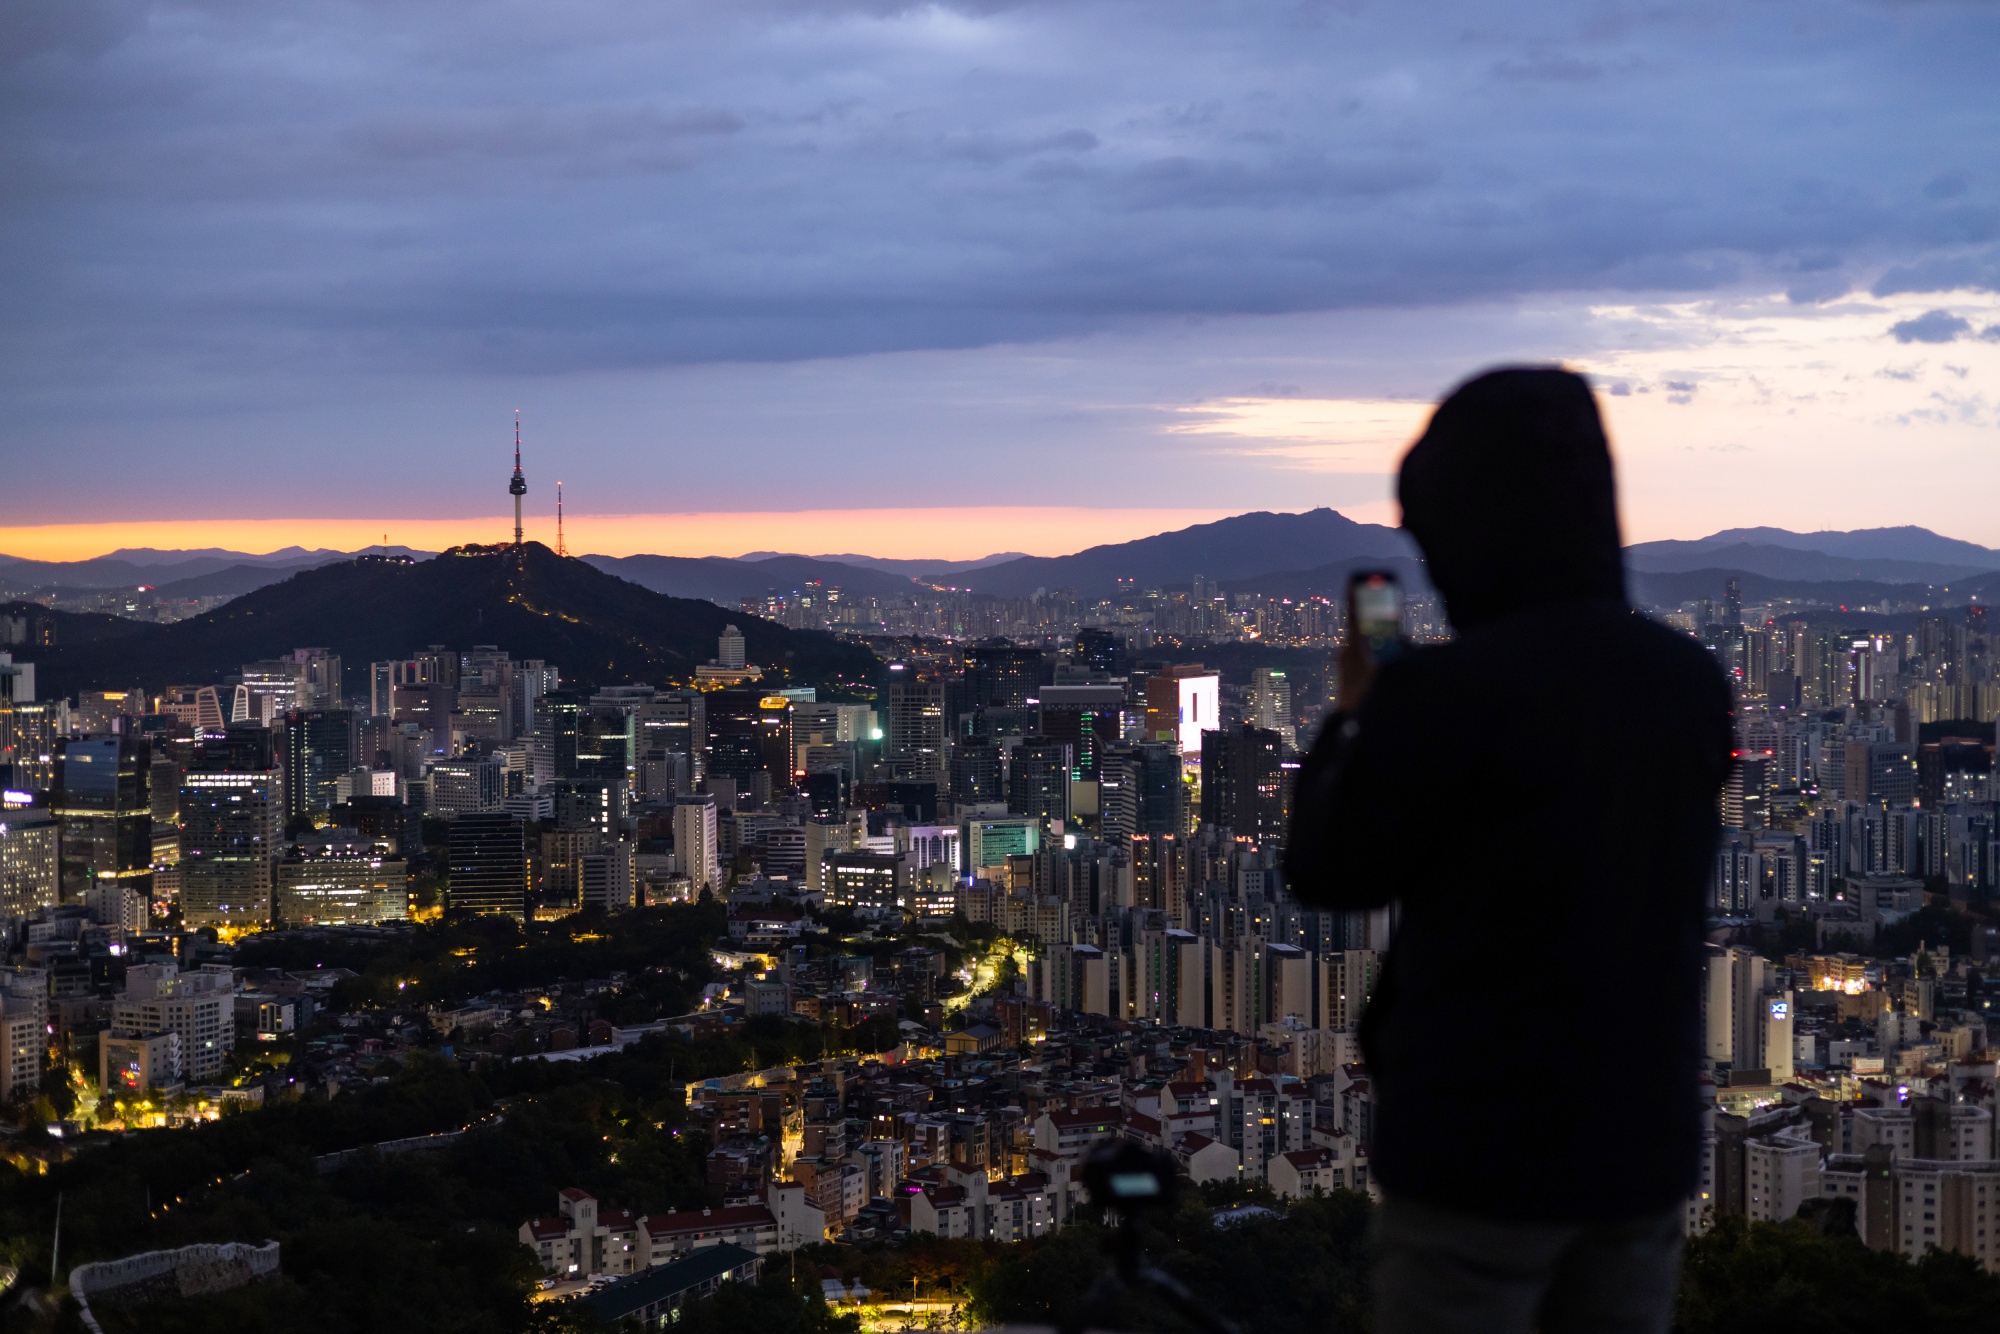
1397,366,1626,631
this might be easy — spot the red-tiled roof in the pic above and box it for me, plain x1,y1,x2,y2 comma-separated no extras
641,1204,776,1237
559,1187,593,1202
525,1217,570,1241
1281,1149,1330,1168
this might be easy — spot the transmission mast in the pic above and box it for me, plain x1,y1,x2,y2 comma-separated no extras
509,411,527,547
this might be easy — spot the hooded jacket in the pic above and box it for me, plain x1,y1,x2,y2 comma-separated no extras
1285,367,1733,1222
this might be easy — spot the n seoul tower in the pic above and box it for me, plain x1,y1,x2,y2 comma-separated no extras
509,412,527,547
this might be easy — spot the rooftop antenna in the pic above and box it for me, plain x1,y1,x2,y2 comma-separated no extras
509,410,527,549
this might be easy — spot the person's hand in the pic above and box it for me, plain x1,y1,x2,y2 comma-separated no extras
1337,634,1377,713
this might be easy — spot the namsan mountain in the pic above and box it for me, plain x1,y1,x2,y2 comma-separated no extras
26,542,879,697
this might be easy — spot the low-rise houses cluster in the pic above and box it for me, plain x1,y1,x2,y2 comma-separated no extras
1689,940,2000,1272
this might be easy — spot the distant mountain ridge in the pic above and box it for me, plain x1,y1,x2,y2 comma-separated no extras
737,551,1029,577
933,509,1419,598
1625,526,2000,586
0,546,434,590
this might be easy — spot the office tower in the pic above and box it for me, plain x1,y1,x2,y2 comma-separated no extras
706,689,792,787
428,757,507,816
1845,741,1915,806
447,811,529,920
961,816,1040,877
282,707,355,819
1247,668,1296,748
884,666,947,783
454,647,517,745
673,794,720,897
794,701,871,778
234,659,305,725
1143,665,1220,756
288,648,343,708
1036,684,1124,781
0,697,62,792
0,793,58,920
1108,742,1185,835
1720,754,1767,831
824,851,904,910
949,735,1004,806
107,962,234,1084
966,643,1043,710
277,829,407,925
1199,724,1286,840
639,689,706,790
53,734,154,904
1008,739,1072,823
71,690,146,735
540,688,586,779
514,659,559,735
1074,628,1125,678
179,727,281,931
718,625,747,671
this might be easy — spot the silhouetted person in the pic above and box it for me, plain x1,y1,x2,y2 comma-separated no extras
1286,368,1732,1334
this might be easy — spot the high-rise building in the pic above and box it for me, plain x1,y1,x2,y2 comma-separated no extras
580,842,636,912
1008,739,1073,824
1247,668,1296,749
288,648,343,708
282,707,355,819
639,690,706,792
884,667,947,783
428,757,507,817
178,727,281,931
1105,742,1185,837
447,811,529,921
277,828,407,926
1035,685,1124,781
0,698,63,792
0,792,58,921
1143,666,1220,757
949,735,1004,806
1073,628,1126,678
718,625,747,671
706,689,793,786
1200,724,1286,841
53,734,153,903
673,793,720,897
966,643,1043,710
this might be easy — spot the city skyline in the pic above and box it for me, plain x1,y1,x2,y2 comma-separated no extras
6,2,2000,547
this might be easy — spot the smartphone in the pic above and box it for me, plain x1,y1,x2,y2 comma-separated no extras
1348,570,1404,654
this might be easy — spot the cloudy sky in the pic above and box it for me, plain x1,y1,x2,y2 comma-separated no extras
4,0,1999,559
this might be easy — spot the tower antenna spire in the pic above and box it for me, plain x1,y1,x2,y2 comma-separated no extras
557,482,567,557
508,410,527,549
